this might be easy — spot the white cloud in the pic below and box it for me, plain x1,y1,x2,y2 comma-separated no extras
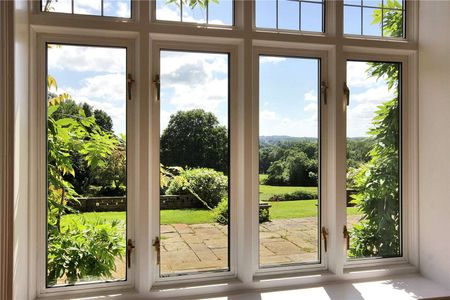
304,90,317,102
347,61,379,88
160,52,229,123
351,85,394,103
260,113,318,137
61,73,127,134
304,103,318,112
260,110,279,120
74,0,101,15
48,45,126,73
156,5,180,21
117,2,130,18
260,57,287,64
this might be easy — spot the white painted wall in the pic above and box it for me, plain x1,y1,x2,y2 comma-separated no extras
418,0,450,288
13,1,31,299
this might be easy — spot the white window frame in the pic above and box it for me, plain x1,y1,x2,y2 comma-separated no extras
252,46,329,275
149,40,240,284
32,34,137,297
18,0,419,299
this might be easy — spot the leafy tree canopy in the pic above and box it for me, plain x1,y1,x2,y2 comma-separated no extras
160,109,228,173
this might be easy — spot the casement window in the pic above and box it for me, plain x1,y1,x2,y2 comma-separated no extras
24,0,419,298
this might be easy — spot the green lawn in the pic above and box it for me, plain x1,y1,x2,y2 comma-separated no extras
62,201,360,226
259,184,317,201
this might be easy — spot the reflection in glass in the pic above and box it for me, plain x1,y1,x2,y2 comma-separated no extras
258,55,320,268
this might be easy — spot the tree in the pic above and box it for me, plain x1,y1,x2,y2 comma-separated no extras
349,0,402,257
46,75,124,284
160,109,228,173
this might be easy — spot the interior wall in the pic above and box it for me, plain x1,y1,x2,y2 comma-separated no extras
13,0,31,299
418,0,450,288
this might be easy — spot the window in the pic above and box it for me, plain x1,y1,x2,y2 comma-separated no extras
25,0,417,298
255,0,325,32
258,55,321,268
344,0,405,38
346,60,402,259
155,0,233,25
41,0,132,18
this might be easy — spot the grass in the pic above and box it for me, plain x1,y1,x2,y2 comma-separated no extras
61,202,360,226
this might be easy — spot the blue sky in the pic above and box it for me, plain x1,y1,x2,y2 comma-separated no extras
46,2,396,138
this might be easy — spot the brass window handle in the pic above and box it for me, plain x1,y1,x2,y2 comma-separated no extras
127,238,135,269
321,81,328,105
321,226,328,252
344,82,350,106
153,74,160,102
153,237,161,265
127,73,135,101
343,225,350,250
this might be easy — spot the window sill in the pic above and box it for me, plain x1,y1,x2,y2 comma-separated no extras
36,274,450,300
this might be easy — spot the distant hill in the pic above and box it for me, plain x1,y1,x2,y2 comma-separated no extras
259,135,317,146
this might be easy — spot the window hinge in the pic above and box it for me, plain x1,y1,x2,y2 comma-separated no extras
127,238,135,269
343,225,350,250
153,74,160,102
321,81,328,105
321,226,329,252
127,73,135,101
153,236,161,265
344,82,350,106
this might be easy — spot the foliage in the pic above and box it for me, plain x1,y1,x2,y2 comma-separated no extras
47,218,125,285
372,0,404,38
268,189,318,201
259,205,270,223
46,75,124,284
166,167,228,208
166,0,218,9
212,197,229,225
160,109,228,174
349,3,402,258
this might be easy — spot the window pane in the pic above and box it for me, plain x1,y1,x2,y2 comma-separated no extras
156,0,181,21
42,0,72,13
156,0,233,26
344,0,405,38
208,0,233,25
301,2,323,32
159,50,230,276
346,61,401,259
278,0,299,31
182,2,207,23
255,0,277,29
363,7,381,36
46,44,127,286
42,0,132,18
74,0,101,15
255,0,324,33
259,56,320,268
104,0,131,18
344,6,362,35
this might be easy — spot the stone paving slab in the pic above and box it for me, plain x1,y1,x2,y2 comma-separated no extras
159,215,361,275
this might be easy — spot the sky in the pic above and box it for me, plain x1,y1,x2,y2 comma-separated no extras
46,1,398,138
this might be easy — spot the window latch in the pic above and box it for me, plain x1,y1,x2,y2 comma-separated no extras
321,81,328,105
321,226,329,252
127,238,135,269
153,236,161,265
127,73,135,101
343,225,350,250
344,82,350,106
153,74,160,102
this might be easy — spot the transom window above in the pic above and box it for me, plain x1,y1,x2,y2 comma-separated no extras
344,0,405,38
255,0,325,33
155,0,234,26
41,0,132,18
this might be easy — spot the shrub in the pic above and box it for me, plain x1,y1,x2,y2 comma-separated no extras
268,190,318,201
47,218,125,285
213,197,229,225
166,168,228,208
213,197,270,225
